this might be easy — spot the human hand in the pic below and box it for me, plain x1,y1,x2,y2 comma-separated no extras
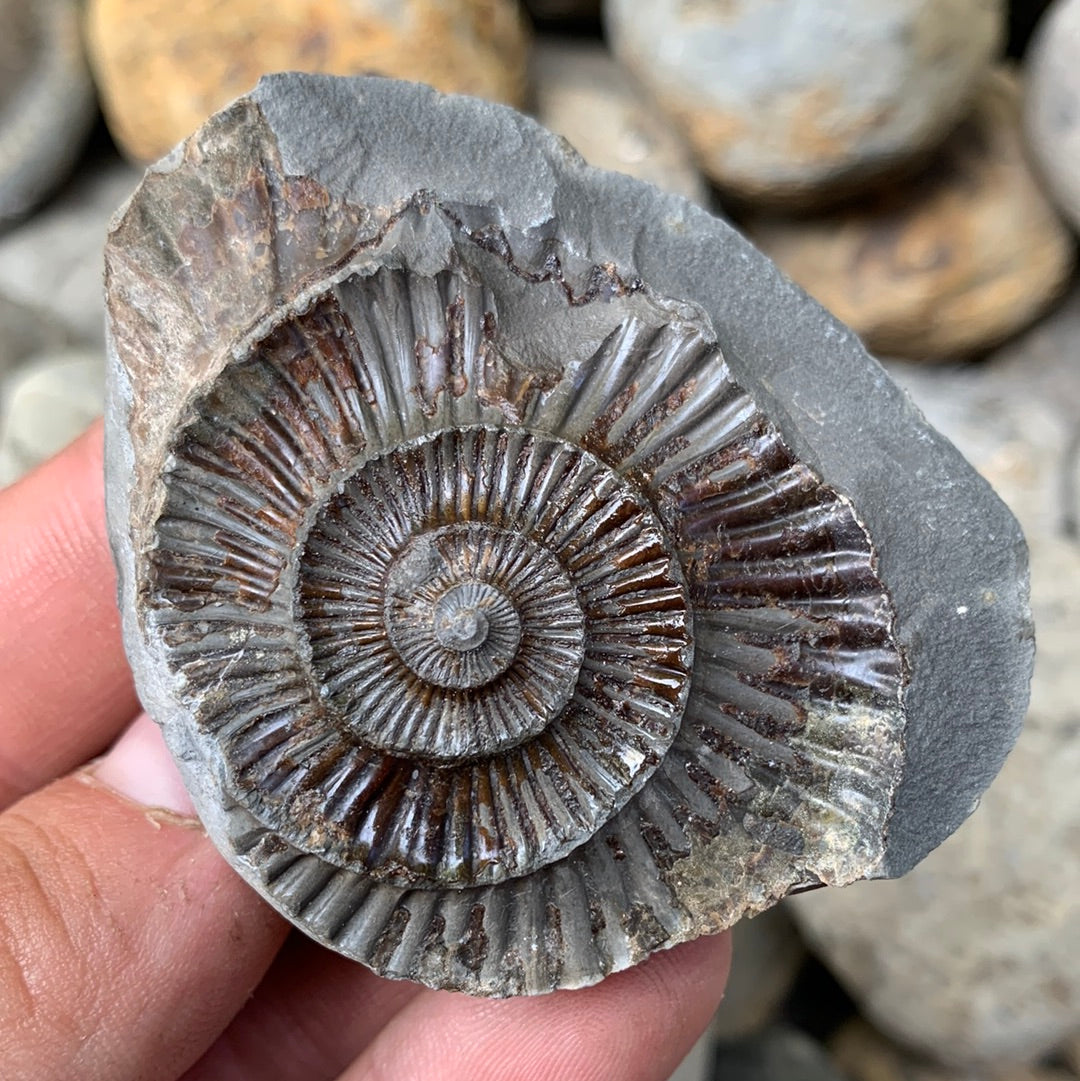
0,422,731,1081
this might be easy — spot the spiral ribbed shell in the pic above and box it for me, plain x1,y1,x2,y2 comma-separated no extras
108,88,914,996
145,255,904,988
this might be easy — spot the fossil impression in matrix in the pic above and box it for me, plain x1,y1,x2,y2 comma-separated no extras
103,75,1033,996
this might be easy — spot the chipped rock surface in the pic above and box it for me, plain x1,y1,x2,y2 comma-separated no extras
530,38,708,205
1025,0,1080,230
791,285,1080,1069
86,0,531,162
0,0,97,228
0,349,104,485
744,69,1074,360
604,0,1003,207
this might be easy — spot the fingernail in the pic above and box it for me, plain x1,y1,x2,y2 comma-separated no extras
92,713,198,818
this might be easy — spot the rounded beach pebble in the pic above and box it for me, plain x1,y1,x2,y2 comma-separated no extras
86,0,531,162
744,69,1074,360
604,0,1004,207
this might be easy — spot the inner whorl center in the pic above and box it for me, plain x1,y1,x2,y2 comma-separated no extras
383,540,530,691
416,579,523,686
434,587,494,652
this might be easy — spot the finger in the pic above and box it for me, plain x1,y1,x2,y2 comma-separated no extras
0,713,287,1081
181,935,421,1081
340,931,731,1081
0,421,139,808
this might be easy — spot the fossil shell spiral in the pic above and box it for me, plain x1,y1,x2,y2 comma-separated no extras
104,75,1033,996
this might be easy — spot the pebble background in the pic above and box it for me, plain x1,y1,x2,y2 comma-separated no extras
2,2,1079,1080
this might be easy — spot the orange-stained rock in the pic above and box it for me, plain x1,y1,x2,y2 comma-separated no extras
831,1019,1079,1081
86,0,530,162
743,69,1075,361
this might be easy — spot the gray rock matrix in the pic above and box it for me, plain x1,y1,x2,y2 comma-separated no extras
792,287,1080,1070
104,75,1031,993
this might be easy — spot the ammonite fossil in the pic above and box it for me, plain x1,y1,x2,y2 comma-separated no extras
104,75,1033,996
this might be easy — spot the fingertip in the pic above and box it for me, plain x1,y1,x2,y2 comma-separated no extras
88,712,198,819
0,419,140,807
0,760,286,1080
343,931,733,1081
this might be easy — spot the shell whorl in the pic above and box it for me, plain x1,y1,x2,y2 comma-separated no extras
136,182,905,993
99,79,1032,1000
292,425,693,884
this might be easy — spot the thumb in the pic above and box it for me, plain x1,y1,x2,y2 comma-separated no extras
0,714,286,1081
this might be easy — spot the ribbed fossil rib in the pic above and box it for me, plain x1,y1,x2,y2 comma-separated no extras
141,250,903,990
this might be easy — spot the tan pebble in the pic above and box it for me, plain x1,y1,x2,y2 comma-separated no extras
86,0,530,162
831,1019,1079,1081
530,38,708,205
743,68,1075,361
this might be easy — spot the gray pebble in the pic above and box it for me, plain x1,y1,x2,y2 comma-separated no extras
605,0,1003,207
1024,0,1080,230
710,1025,845,1081
0,156,142,346
0,0,98,228
0,349,104,486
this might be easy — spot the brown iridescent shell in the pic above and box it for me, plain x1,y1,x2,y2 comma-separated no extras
104,75,1031,997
